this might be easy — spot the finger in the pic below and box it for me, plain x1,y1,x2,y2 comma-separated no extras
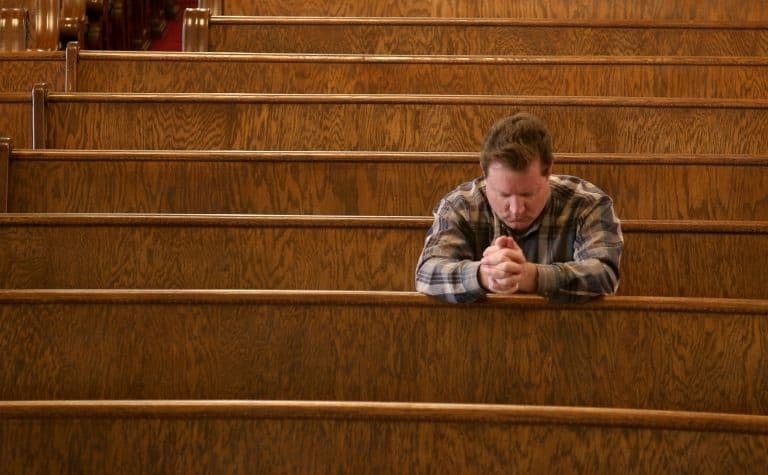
481,248,524,266
493,280,520,294
490,261,523,277
495,274,521,288
503,237,521,251
494,235,515,248
482,244,502,257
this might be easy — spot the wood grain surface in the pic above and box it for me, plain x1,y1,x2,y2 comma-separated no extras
0,94,32,148
207,18,768,56
7,150,768,220
220,0,768,21
40,93,768,153
0,52,65,92
0,214,765,299
1,400,767,473
73,52,768,98
0,290,766,414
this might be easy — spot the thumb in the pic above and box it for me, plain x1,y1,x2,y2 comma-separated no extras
495,235,519,250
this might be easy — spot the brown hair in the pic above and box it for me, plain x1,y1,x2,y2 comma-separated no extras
480,112,554,176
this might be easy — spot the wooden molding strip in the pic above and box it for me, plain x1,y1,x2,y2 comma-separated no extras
42,91,768,108
0,289,766,314
1,400,767,434
1,213,766,234
75,51,768,66
9,150,768,166
210,16,768,30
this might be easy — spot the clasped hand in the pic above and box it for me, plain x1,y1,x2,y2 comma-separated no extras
479,236,529,294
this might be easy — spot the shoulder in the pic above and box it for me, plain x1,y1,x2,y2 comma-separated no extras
549,175,613,208
434,177,487,213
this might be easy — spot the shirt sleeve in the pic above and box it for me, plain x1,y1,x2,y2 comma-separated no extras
414,200,487,303
535,196,624,303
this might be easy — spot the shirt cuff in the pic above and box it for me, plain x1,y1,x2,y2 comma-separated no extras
535,263,559,297
462,261,486,298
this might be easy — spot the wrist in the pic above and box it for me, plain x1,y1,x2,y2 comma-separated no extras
519,263,538,293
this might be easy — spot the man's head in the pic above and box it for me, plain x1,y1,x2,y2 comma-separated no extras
481,113,554,231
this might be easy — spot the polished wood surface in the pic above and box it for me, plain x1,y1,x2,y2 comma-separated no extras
202,17,768,55
0,51,65,91
36,92,768,153
6,149,768,220
1,400,767,473
0,93,32,148
0,7,27,51
70,51,768,98
219,0,768,21
0,214,765,299
0,290,767,415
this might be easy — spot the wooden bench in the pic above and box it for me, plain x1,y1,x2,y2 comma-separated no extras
64,46,768,98
0,51,65,92
1,400,766,472
182,12,768,56
3,145,767,220
1,290,767,413
0,214,765,299
27,87,768,153
0,93,32,148
211,0,768,21
9,44,768,97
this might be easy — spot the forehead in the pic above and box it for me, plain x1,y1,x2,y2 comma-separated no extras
485,161,547,193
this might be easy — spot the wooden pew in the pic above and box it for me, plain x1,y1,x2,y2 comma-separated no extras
212,0,768,21
182,12,768,56
1,400,767,473
9,43,768,97
3,146,768,220
0,93,32,148
1,290,767,413
0,214,765,299
65,46,768,98
28,88,768,153
0,51,65,91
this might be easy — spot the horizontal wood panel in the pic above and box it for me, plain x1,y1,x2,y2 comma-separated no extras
0,291,766,414
0,53,65,92
1,400,767,473
41,94,768,153
0,97,31,148
75,53,768,98
222,0,768,21
208,19,768,55
7,151,768,220
0,214,765,299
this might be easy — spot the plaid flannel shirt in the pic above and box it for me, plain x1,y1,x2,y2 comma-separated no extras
415,175,623,303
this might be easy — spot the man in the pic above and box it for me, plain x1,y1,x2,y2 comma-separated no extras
415,112,623,303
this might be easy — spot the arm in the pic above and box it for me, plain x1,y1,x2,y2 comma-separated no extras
414,201,487,303
536,197,623,303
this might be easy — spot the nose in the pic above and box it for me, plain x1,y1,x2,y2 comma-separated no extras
508,196,525,216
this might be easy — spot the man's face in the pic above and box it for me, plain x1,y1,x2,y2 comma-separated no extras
485,159,551,231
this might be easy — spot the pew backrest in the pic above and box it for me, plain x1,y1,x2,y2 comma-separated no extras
3,146,768,220
183,12,768,56
67,48,768,98
0,289,766,414
215,0,768,21
29,87,768,153
2,399,767,472
0,213,765,299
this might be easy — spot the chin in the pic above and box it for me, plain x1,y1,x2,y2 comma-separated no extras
505,221,530,230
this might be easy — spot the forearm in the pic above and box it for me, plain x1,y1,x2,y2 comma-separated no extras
535,258,619,303
415,257,486,303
